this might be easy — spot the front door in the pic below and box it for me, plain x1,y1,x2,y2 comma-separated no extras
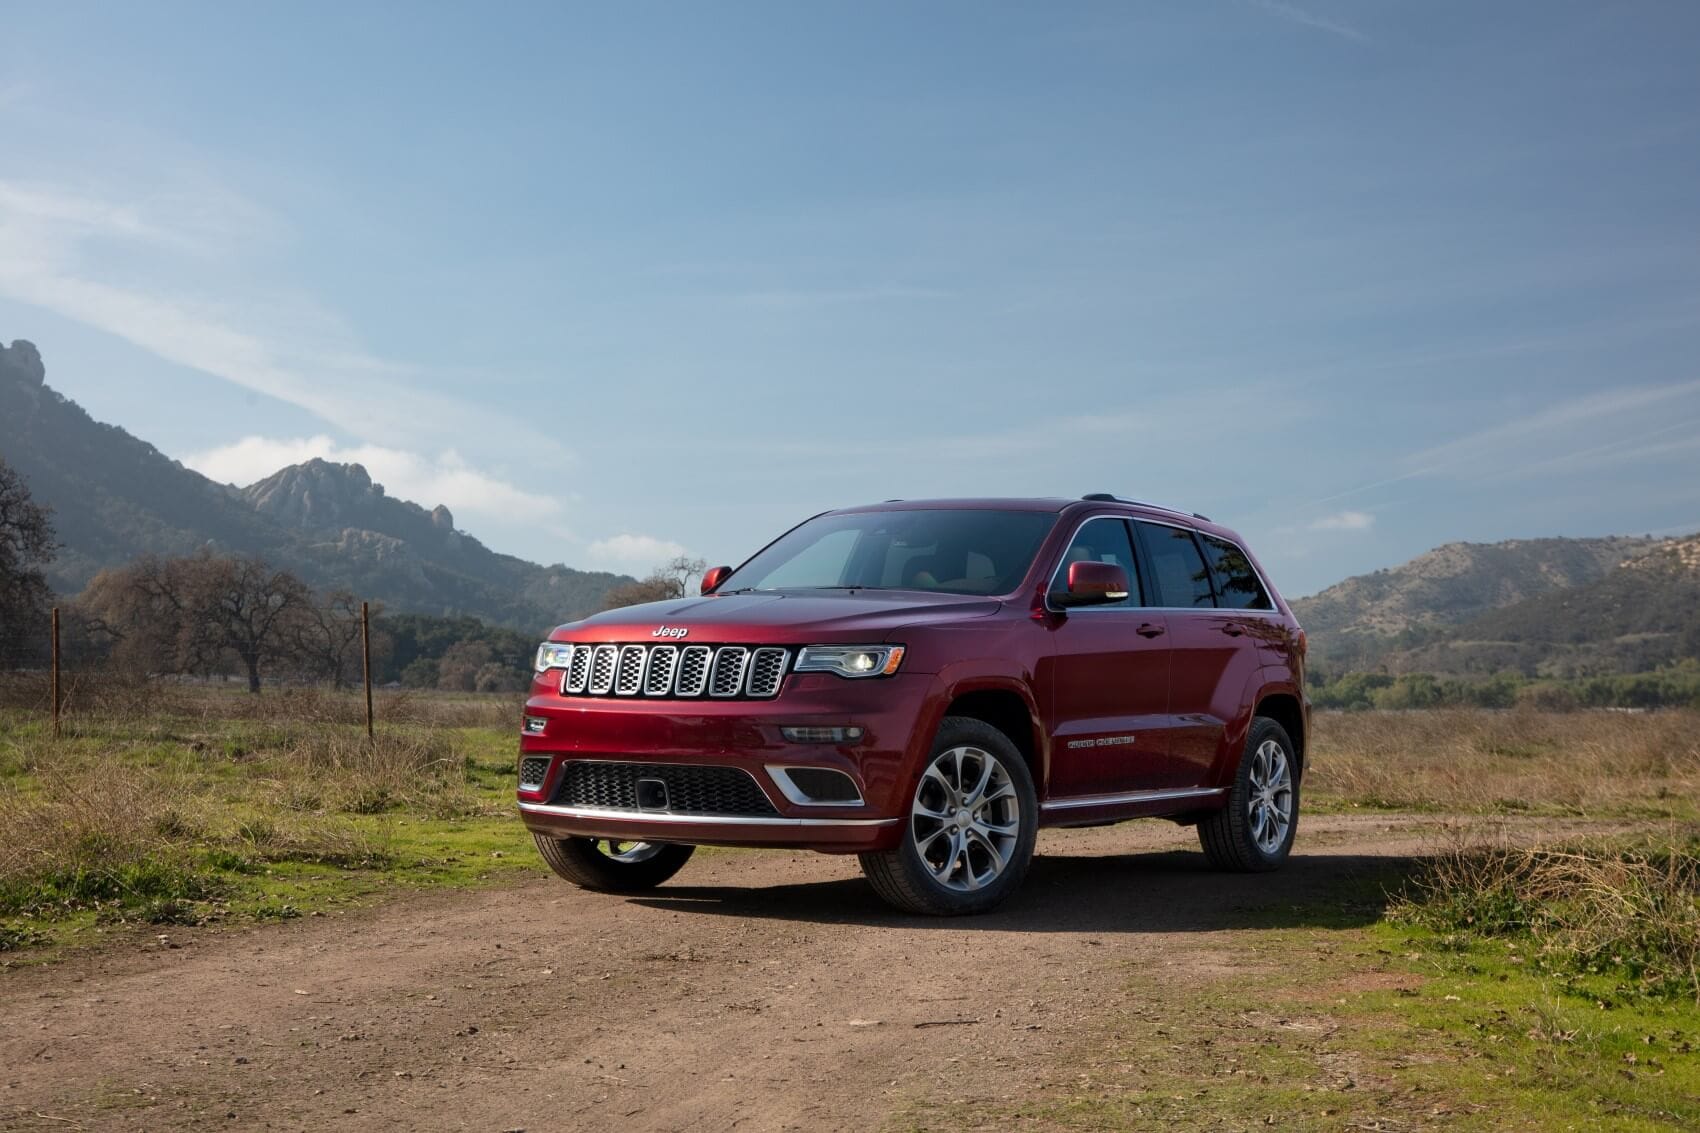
1043,517,1184,797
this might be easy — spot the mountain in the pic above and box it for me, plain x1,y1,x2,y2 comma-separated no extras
0,337,628,630
1292,535,1658,666
1386,534,1700,678
1294,533,1698,677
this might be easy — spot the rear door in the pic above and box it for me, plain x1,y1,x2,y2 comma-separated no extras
1132,520,1257,786
1042,516,1182,797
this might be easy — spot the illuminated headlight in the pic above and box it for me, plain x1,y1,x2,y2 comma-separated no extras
534,642,575,673
793,645,905,679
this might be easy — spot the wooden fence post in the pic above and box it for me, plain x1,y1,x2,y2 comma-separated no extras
50,606,61,739
361,600,374,743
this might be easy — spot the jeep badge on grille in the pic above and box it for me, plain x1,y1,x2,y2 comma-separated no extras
652,625,689,639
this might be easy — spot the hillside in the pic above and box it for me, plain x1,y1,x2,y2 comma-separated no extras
1386,534,1700,678
0,337,628,630
1292,535,1658,667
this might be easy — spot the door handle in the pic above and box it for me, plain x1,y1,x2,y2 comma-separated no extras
1220,623,1245,637
1136,623,1166,639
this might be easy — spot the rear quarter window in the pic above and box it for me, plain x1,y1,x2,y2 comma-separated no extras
1200,535,1273,611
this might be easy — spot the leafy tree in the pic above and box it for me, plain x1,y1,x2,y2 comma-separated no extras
0,458,56,664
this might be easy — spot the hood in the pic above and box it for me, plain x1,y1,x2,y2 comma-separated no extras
551,590,1004,645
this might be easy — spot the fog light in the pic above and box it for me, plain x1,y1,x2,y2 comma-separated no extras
523,716,548,735
781,725,864,744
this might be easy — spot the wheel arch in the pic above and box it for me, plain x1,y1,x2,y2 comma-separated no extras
1252,688,1307,781
934,677,1047,795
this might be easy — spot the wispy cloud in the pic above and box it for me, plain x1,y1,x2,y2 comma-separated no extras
0,177,560,450
1308,378,1700,509
1244,0,1369,43
1309,509,1374,532
587,533,690,574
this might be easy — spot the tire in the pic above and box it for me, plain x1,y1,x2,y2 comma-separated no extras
1198,716,1299,872
533,835,695,893
858,716,1039,915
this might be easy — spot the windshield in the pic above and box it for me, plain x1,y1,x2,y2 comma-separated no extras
721,509,1057,596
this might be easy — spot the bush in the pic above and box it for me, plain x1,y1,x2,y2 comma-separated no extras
1392,839,1700,1002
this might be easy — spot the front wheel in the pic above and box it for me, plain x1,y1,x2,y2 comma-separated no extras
533,835,695,892
1198,717,1299,871
858,716,1038,915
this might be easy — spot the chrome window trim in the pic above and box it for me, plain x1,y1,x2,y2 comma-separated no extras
765,765,866,807
1195,531,1277,613
1042,514,1147,615
1128,515,1281,614
1041,786,1226,812
519,801,898,828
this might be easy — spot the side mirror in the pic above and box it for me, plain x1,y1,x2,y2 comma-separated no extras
700,565,732,595
1056,561,1130,608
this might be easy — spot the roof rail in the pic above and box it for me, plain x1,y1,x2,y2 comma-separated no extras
1081,493,1211,523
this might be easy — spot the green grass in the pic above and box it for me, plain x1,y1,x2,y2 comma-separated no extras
0,700,541,961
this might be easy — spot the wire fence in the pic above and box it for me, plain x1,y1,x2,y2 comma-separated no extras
1,603,390,738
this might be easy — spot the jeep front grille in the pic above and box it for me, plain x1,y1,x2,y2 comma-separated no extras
556,761,780,816
553,644,789,700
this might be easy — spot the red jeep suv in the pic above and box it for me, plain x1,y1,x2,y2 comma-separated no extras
518,496,1307,915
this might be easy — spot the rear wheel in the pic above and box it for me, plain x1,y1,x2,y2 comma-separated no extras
859,716,1038,915
1198,717,1298,871
533,835,695,892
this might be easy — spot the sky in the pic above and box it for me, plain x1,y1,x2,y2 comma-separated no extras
2,1,1699,597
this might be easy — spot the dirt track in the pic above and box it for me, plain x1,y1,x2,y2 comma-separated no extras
2,814,1528,1132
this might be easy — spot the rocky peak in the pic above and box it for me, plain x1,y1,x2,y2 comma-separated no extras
431,504,455,531
241,459,390,532
1,339,46,388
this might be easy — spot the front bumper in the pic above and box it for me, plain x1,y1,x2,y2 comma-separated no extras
515,670,936,853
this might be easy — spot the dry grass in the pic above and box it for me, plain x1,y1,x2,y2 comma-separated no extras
1308,708,1700,816
1393,835,1700,1002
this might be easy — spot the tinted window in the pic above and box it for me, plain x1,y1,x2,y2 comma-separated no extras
1048,517,1141,609
722,509,1055,596
1201,535,1273,610
1137,522,1216,608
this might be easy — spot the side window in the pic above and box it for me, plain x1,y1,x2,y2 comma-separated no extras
1049,518,1141,609
1136,522,1216,608
1201,535,1273,611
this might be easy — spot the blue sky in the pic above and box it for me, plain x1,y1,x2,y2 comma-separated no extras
2,1,1698,597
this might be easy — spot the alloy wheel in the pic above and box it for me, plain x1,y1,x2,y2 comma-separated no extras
1247,738,1293,855
910,745,1021,891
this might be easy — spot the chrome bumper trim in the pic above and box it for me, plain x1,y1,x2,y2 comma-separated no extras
518,802,899,828
1041,786,1226,812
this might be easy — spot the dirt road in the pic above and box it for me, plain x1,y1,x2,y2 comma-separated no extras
2,815,1524,1132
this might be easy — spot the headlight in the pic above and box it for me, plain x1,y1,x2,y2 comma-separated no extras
534,642,575,672
793,644,905,678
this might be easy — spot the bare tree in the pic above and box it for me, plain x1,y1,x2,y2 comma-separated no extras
292,590,378,690
600,555,707,611
0,458,56,664
76,552,311,692
201,556,313,693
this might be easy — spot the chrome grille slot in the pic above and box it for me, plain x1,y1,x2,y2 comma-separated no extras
562,645,590,694
676,646,712,696
709,647,749,697
614,645,647,695
645,646,679,695
746,647,788,698
553,643,788,700
588,644,619,695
